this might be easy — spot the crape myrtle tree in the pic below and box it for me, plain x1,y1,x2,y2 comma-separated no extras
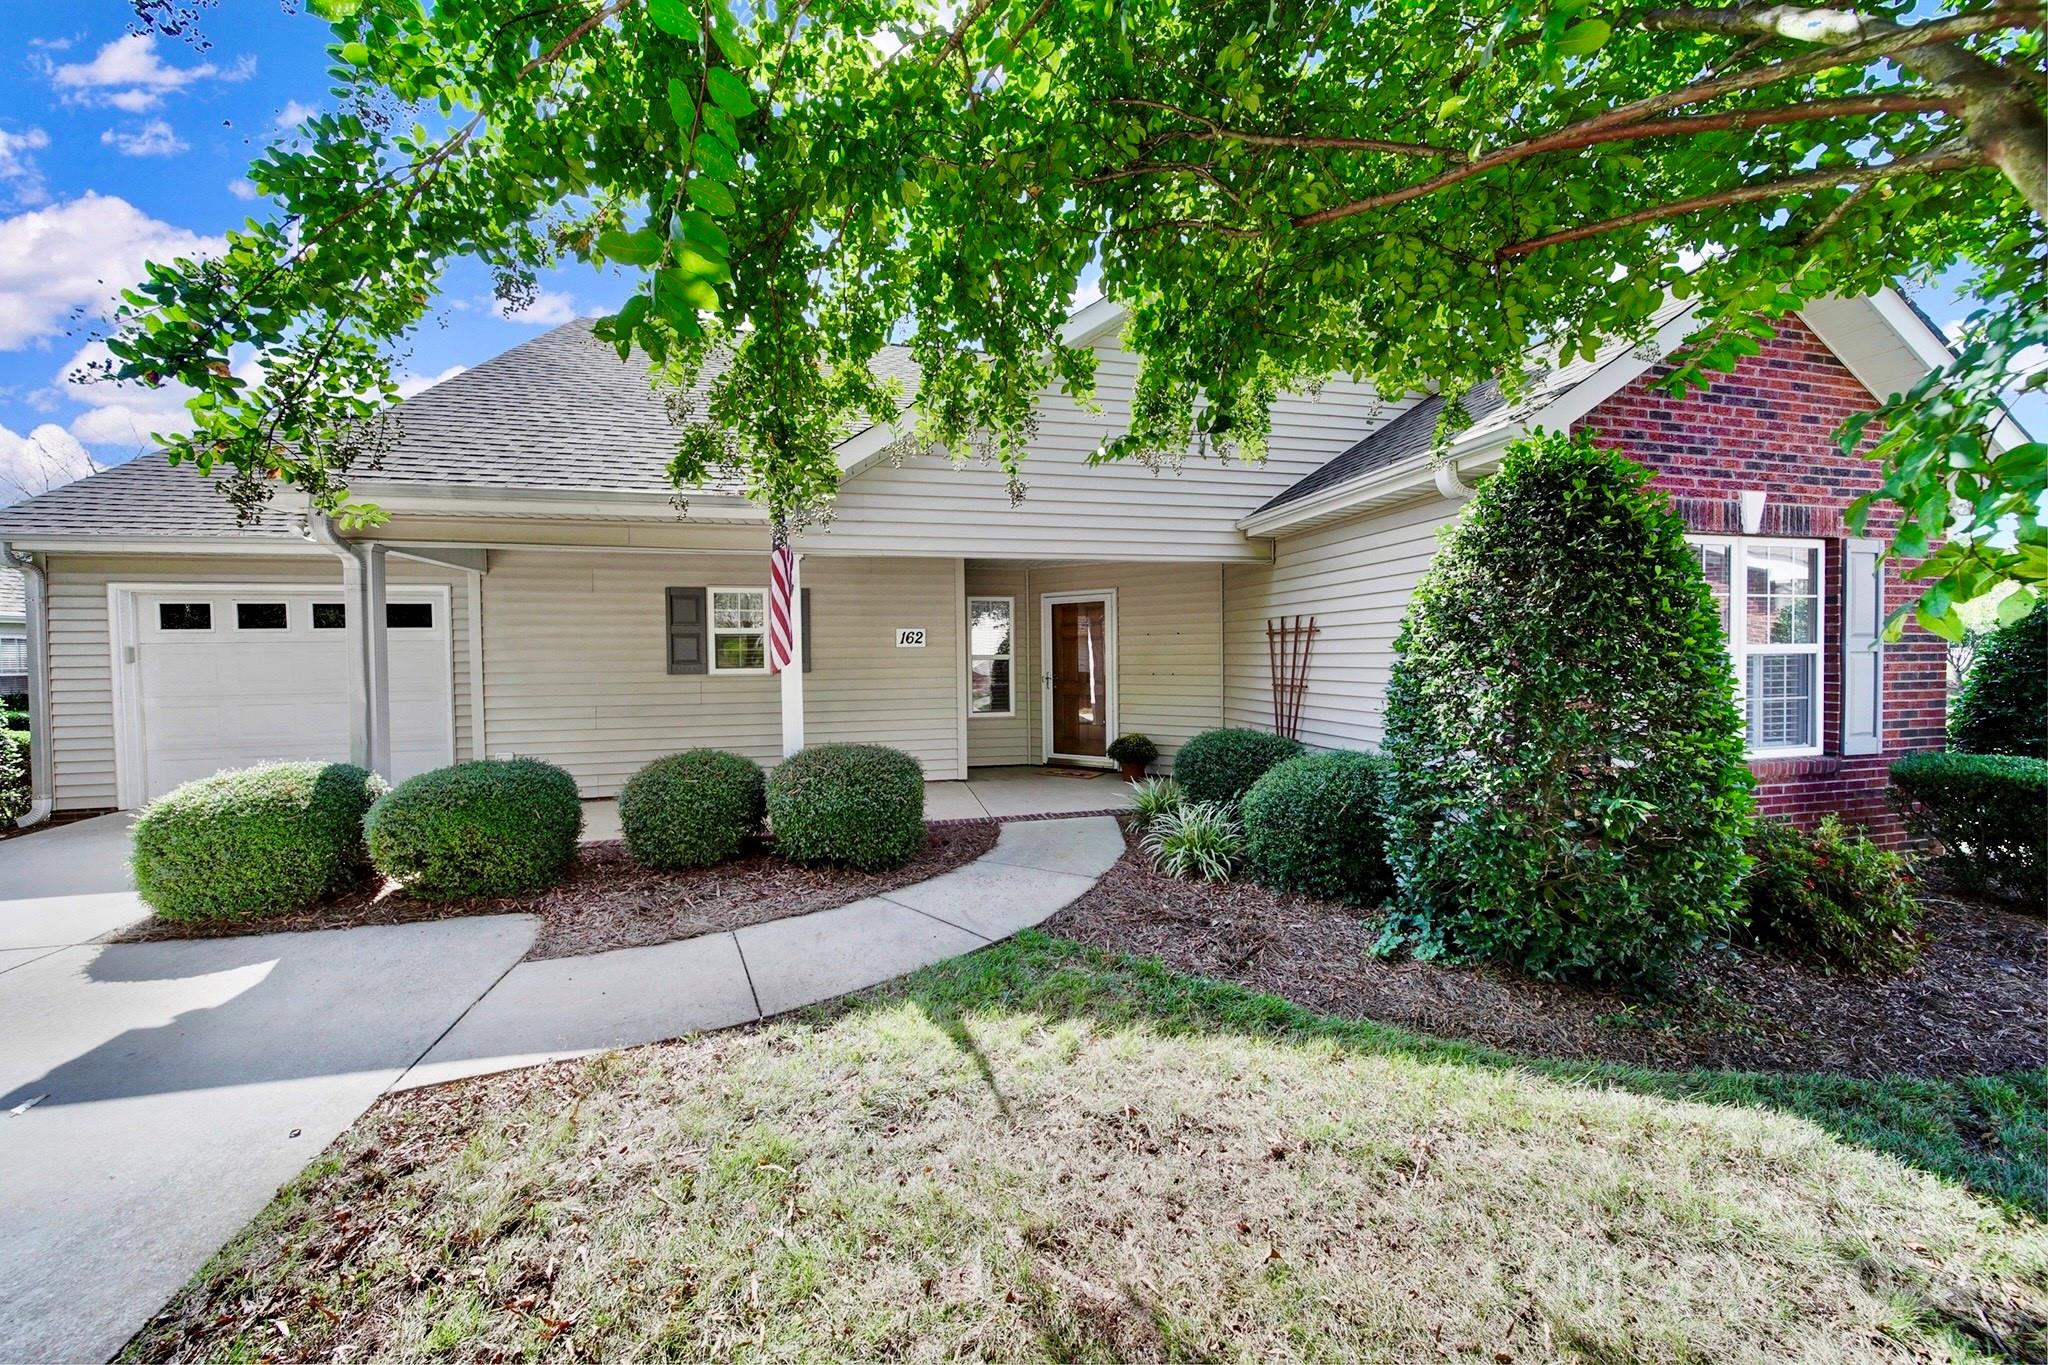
104,0,2044,623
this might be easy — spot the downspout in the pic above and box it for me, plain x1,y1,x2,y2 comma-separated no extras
304,513,392,777
2,544,52,827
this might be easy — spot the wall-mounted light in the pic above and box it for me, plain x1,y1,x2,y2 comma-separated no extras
1740,489,1768,536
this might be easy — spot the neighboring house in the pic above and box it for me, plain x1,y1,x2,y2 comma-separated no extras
0,566,24,698
0,293,1973,839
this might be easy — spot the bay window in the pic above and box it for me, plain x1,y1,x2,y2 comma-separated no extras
1689,536,1825,757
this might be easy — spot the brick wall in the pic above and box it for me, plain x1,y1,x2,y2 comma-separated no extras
1575,314,1947,842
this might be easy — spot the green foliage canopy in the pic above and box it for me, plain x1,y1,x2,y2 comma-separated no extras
102,0,2045,616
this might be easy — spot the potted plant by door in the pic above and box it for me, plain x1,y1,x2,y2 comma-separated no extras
1106,733,1159,783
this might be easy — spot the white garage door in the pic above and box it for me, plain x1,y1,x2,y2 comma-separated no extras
127,588,453,803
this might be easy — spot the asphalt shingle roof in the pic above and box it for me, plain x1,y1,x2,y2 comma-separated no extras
0,320,920,538
1255,295,1698,517
0,453,306,541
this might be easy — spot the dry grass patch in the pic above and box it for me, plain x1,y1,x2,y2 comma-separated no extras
127,940,2048,1363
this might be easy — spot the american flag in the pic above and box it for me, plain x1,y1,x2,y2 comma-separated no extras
767,539,796,674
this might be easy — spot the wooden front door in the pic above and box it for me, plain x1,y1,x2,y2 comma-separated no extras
1047,596,1109,759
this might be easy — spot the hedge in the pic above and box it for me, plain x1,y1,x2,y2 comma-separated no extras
1241,751,1394,906
618,749,765,868
132,761,385,922
1742,816,1923,973
1890,751,2046,900
767,743,925,870
1379,432,1753,988
1950,601,2046,760
1173,728,1303,806
366,758,583,899
0,729,29,826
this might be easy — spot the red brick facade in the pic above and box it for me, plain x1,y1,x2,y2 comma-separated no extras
1575,315,1946,842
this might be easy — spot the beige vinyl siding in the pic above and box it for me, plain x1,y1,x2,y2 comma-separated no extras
1223,497,1461,753
965,561,1223,771
42,552,474,810
479,550,961,794
825,344,1410,562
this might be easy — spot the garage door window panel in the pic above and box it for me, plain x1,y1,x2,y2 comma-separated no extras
313,603,346,630
236,602,289,630
158,602,212,631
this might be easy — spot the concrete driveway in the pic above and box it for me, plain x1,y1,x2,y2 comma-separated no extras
0,815,535,1363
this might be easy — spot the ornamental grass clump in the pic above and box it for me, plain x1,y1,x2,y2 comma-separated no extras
619,749,765,869
133,761,385,921
1742,816,1924,973
1241,750,1394,906
1141,801,1243,882
767,743,925,871
366,758,584,899
1125,776,1186,833
1379,432,1752,989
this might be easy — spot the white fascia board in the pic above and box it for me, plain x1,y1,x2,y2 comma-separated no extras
0,536,329,556
1535,298,1705,431
1858,286,2026,451
352,482,766,523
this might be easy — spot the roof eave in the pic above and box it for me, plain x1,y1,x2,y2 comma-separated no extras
348,481,767,523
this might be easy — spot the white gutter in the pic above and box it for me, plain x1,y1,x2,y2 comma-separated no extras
347,481,766,522
1,543,52,827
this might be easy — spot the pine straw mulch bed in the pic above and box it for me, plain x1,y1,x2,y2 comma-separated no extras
1042,825,2048,1080
112,821,999,961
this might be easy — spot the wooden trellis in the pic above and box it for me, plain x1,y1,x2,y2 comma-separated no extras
1266,615,1318,740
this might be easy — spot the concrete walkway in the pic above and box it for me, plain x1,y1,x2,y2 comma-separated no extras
400,814,1127,1089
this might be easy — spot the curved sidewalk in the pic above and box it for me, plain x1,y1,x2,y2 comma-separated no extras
397,814,1127,1090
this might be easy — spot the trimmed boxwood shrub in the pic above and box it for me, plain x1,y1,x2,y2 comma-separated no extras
618,749,765,868
132,761,384,922
1241,751,1394,906
1742,816,1923,973
1173,727,1303,806
1380,432,1753,988
366,758,583,899
1951,601,2046,759
1890,751,2046,899
767,743,924,870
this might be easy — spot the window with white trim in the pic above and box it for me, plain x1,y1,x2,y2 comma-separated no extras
967,596,1014,716
1689,536,1825,757
708,587,768,673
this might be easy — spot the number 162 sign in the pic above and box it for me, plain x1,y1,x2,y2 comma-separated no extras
894,628,927,648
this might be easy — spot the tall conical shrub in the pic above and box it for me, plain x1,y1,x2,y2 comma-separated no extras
1378,431,1752,988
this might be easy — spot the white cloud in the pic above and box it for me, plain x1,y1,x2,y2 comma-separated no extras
273,99,317,130
56,340,199,448
0,193,223,349
493,288,578,326
100,118,188,157
395,364,466,399
0,421,99,505
227,177,259,201
0,128,50,207
48,34,254,111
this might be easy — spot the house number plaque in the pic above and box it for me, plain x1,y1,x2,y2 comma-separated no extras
894,628,927,648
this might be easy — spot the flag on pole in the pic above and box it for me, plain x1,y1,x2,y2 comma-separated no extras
767,539,796,674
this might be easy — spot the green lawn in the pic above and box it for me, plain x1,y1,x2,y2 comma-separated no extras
128,935,2048,1363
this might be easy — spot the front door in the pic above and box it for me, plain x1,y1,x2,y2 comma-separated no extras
1043,592,1114,763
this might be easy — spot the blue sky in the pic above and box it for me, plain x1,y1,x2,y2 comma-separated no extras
0,5,2027,502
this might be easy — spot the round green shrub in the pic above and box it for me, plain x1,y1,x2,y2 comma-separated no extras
1380,432,1753,989
132,761,385,922
1241,751,1394,906
767,743,925,870
366,758,583,899
1173,727,1304,806
1890,750,2046,900
618,749,765,869
1742,816,1923,973
1106,733,1158,766
1951,601,2046,760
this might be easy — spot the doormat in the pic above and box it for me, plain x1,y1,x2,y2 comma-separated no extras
1042,766,1105,780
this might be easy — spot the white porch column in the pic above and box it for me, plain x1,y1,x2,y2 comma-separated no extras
779,552,804,757
342,542,393,777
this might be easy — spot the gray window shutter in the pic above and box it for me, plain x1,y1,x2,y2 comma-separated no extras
802,587,813,673
667,586,707,675
1842,538,1884,755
